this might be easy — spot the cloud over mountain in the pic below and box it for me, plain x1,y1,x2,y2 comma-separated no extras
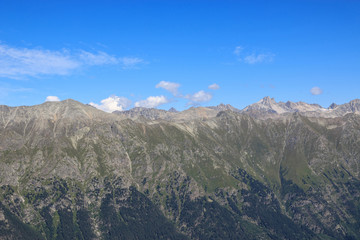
45,96,60,102
89,95,132,112
185,90,212,105
135,95,169,108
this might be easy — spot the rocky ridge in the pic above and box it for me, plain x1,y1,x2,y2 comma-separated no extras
242,97,360,118
114,97,360,121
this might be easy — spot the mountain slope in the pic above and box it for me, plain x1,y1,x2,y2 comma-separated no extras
0,99,359,239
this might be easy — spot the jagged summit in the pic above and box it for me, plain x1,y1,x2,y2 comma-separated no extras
325,98,360,116
242,97,326,117
207,103,240,112
328,103,338,109
348,99,360,111
242,96,287,115
240,97,360,118
168,107,178,113
259,96,276,105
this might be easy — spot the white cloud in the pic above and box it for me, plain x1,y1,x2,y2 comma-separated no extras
233,46,274,64
0,44,80,78
310,86,323,95
185,90,212,105
234,46,243,56
0,43,145,79
89,95,132,113
156,81,180,96
243,53,274,64
208,83,220,90
45,96,60,102
135,95,169,108
80,52,143,69
79,50,118,65
119,57,144,68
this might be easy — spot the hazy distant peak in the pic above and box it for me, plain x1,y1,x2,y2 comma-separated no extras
241,97,360,118
242,97,329,118
345,99,360,112
284,101,300,109
259,96,276,105
168,107,178,113
349,99,360,104
242,96,286,115
207,103,240,112
328,103,338,109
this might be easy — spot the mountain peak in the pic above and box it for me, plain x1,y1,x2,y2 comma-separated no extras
242,97,329,117
168,107,178,113
207,103,240,112
42,99,100,114
260,96,276,105
328,103,338,109
349,99,360,104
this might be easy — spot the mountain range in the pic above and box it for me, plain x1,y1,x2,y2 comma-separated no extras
113,97,360,121
0,97,360,239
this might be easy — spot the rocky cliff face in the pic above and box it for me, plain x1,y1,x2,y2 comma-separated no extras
0,98,360,239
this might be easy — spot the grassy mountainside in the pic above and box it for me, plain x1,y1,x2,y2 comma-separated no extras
0,100,359,239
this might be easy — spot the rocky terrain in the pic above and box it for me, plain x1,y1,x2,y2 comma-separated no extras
0,98,360,239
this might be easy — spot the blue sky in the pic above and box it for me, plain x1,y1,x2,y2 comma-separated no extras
0,0,359,111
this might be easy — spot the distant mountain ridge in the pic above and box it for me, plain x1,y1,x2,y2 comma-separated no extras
241,96,323,114
113,107,175,121
2,97,360,123
113,97,360,120
241,97,360,118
